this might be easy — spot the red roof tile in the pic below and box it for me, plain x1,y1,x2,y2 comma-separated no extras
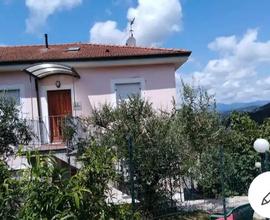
0,43,191,65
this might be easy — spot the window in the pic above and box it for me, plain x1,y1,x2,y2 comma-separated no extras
0,89,20,104
115,82,141,104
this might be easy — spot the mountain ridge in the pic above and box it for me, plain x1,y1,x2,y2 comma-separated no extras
216,100,269,112
249,103,270,123
217,101,270,123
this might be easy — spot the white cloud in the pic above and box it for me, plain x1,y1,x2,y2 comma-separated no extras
90,0,182,46
25,0,82,34
208,36,237,54
90,21,127,45
182,29,270,103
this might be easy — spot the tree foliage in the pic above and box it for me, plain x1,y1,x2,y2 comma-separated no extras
176,83,262,197
89,96,185,215
0,148,123,219
0,96,32,157
0,95,33,219
0,96,126,219
174,83,222,181
87,85,269,211
0,83,269,218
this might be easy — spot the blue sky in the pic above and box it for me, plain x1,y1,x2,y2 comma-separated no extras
1,0,270,103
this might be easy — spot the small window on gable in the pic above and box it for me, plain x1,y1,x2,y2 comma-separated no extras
115,82,141,105
0,89,20,104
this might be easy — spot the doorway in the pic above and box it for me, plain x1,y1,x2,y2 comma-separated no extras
47,90,72,143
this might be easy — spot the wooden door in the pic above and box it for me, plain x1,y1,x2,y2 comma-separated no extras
47,90,72,143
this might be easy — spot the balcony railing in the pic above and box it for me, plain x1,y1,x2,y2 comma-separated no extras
24,115,85,151
26,117,49,145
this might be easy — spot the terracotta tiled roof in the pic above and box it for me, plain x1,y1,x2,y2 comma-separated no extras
0,43,191,65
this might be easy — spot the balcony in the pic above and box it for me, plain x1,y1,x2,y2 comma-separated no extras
25,115,84,152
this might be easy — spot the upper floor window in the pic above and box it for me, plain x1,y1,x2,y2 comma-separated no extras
0,89,20,104
115,82,141,104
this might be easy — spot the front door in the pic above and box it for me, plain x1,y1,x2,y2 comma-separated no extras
47,90,72,143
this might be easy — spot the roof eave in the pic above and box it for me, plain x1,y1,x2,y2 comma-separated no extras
0,53,191,72
0,52,191,66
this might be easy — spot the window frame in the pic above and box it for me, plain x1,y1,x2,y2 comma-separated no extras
111,78,145,107
0,88,20,104
0,84,23,105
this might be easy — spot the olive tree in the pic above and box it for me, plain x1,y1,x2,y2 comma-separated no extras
176,83,262,197
88,96,185,216
0,96,32,157
0,95,32,219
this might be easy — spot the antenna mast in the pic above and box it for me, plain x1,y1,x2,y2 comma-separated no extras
129,18,135,37
126,18,136,46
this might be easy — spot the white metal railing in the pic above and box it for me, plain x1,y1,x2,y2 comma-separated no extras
25,115,69,146
25,115,86,150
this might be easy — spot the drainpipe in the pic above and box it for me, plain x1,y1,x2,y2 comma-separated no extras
29,75,34,120
35,78,44,144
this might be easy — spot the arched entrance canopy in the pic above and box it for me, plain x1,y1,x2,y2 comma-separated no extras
24,63,80,79
24,63,80,144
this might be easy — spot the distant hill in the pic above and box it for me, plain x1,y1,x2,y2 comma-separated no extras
217,101,270,123
249,103,270,123
216,101,269,112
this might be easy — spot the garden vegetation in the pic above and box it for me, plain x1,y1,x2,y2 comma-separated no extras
0,83,266,219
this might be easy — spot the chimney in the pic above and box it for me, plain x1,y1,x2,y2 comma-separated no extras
44,34,49,49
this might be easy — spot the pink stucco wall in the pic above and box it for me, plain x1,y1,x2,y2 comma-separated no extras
76,64,176,116
38,63,176,117
0,71,38,119
0,63,176,119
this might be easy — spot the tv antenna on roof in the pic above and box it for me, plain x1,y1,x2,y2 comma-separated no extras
130,18,135,36
126,18,136,46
